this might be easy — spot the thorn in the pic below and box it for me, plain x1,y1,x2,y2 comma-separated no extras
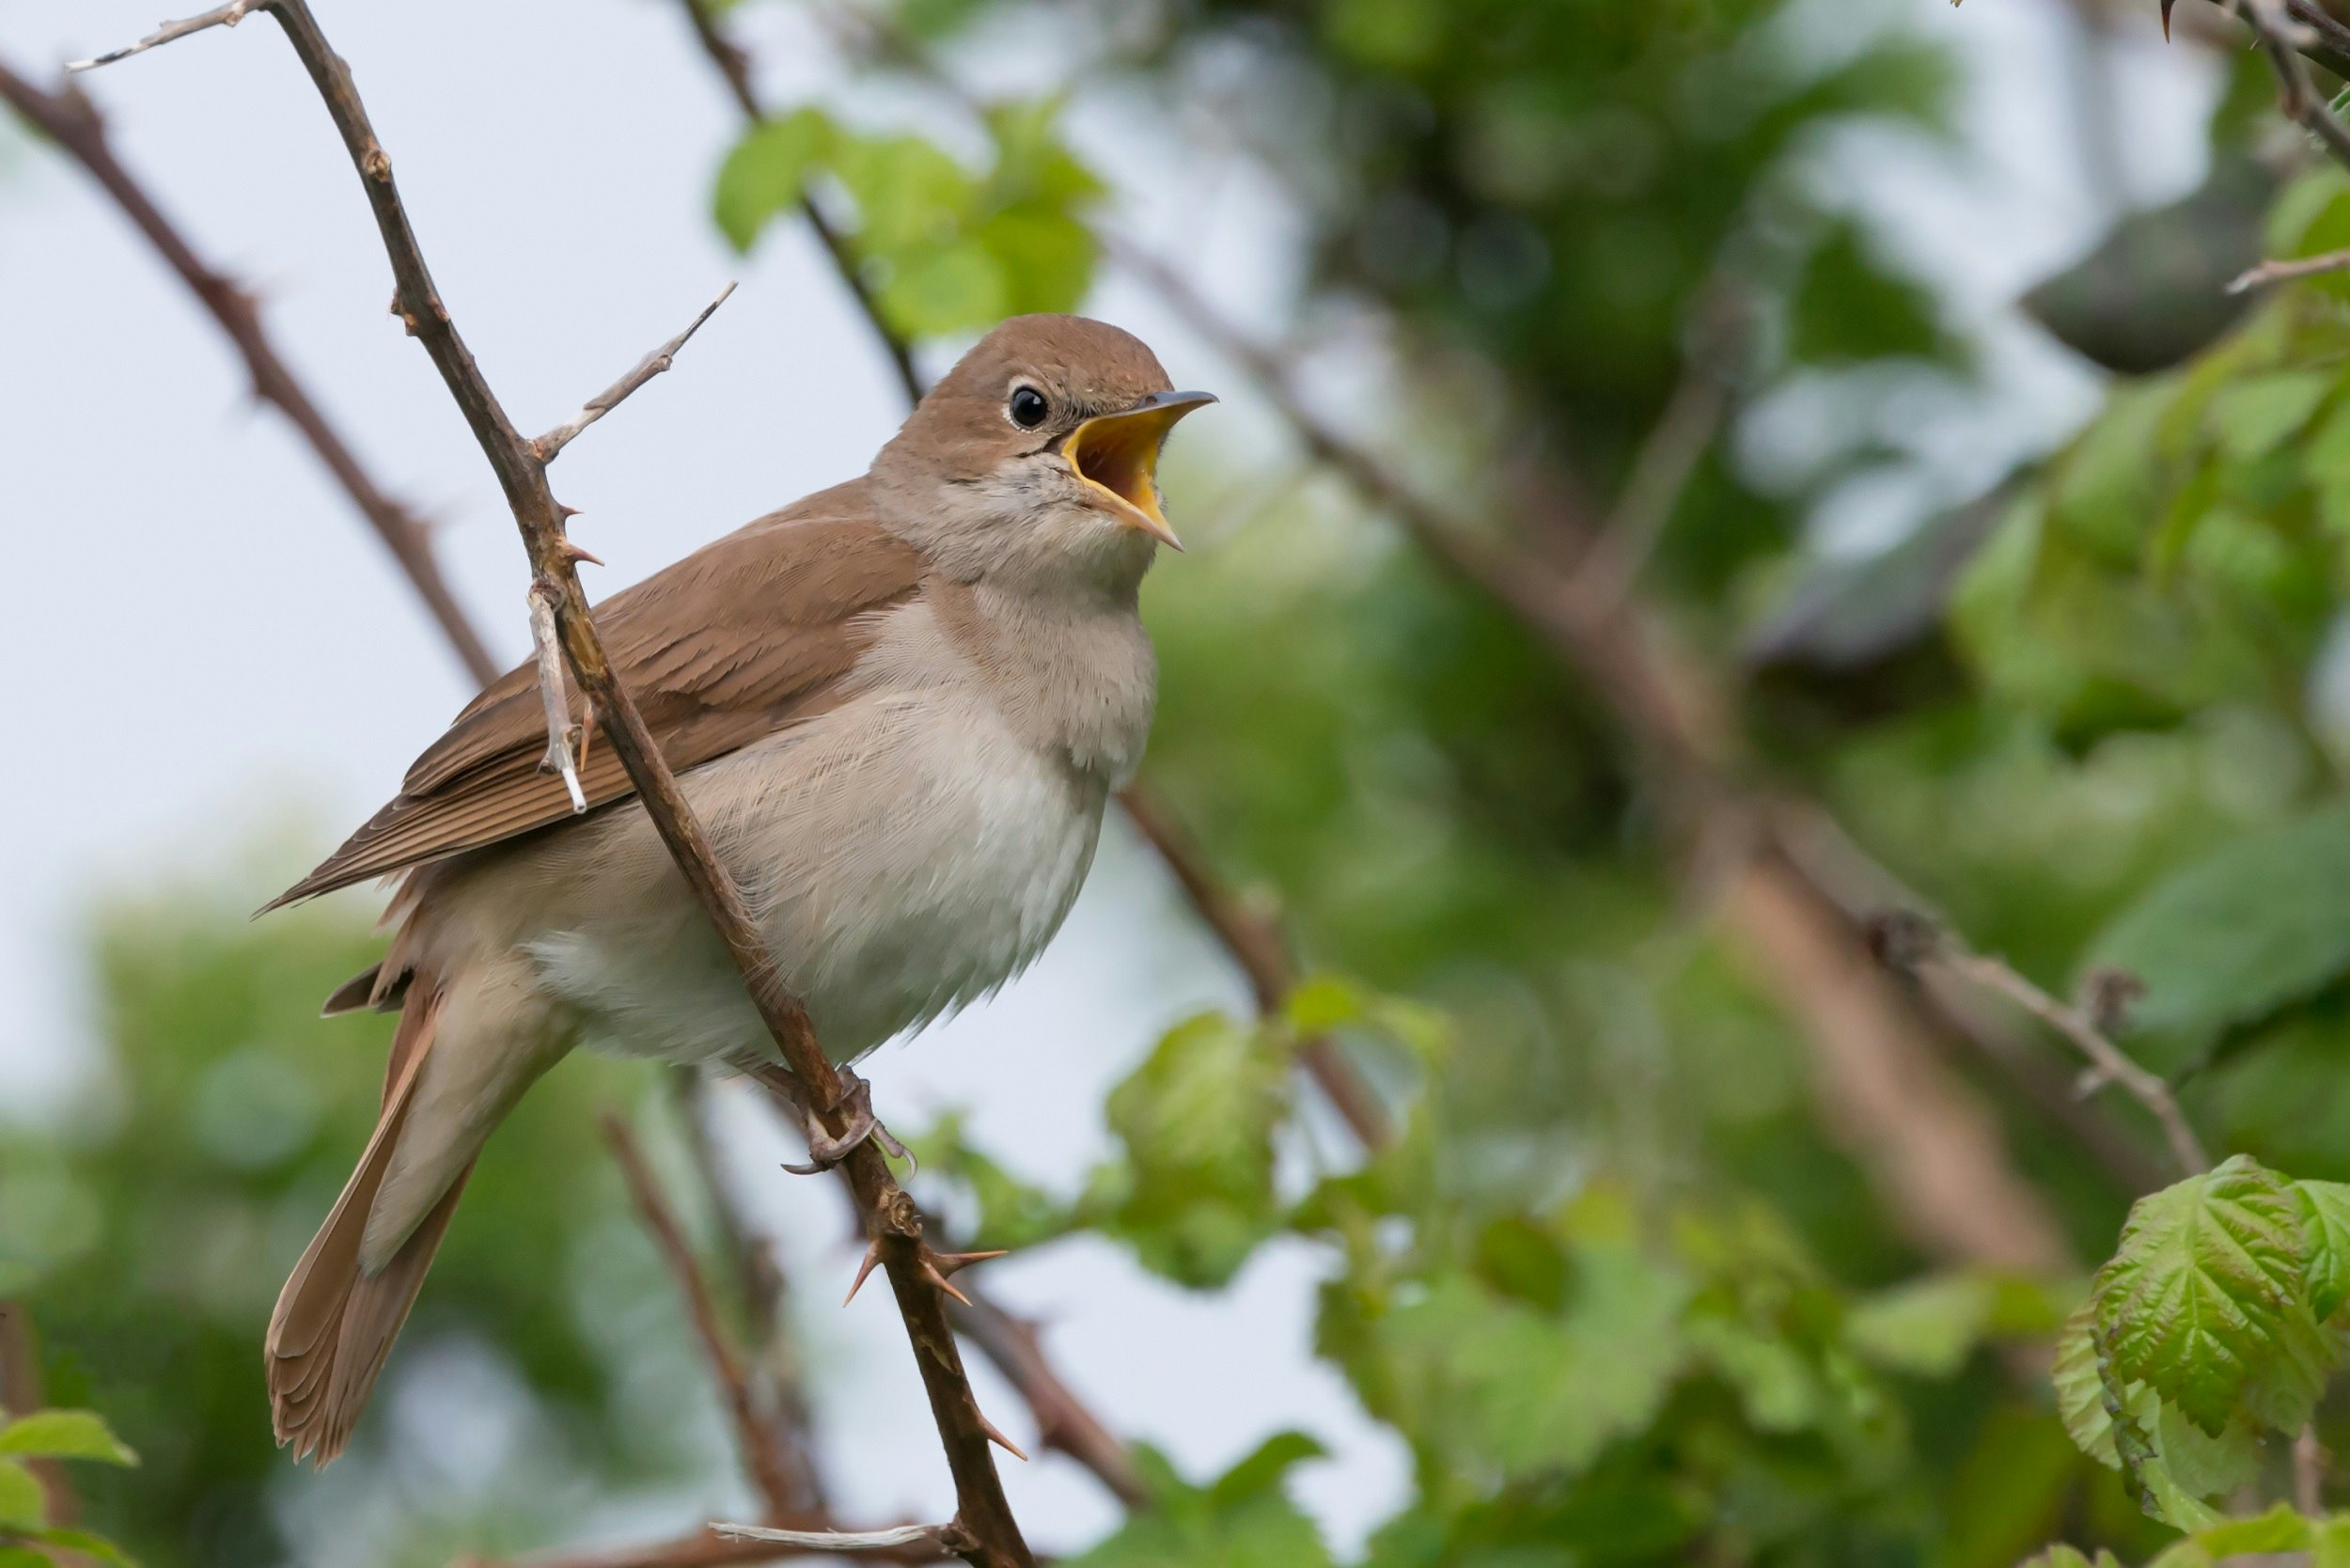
2160,0,2174,39
558,537,603,566
930,1249,1008,1278
977,1411,1029,1463
921,1260,973,1308
843,1238,883,1307
556,503,583,519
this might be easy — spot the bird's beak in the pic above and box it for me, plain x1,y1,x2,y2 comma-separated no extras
1061,389,1217,551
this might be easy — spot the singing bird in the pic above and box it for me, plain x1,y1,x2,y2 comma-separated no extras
261,314,1213,1463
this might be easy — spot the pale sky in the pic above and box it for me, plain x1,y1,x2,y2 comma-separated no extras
0,0,2209,1557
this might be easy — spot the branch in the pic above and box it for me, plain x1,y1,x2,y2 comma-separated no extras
70,4,1030,1560
711,1524,949,1555
64,0,263,72
533,282,736,463
2229,247,2350,292
0,57,500,687
0,1302,78,1532
945,1294,1150,1511
528,578,588,815
1870,913,2211,1177
462,1527,940,1568
671,0,922,407
601,1113,809,1520
2229,0,2350,170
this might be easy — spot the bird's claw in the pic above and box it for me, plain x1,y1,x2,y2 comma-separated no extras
778,1067,913,1175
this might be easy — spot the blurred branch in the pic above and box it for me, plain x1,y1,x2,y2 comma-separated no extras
671,1071,830,1512
0,56,501,687
601,1112,811,1519
468,1528,942,1568
70,3,1029,1561
672,0,921,406
946,1294,1151,1510
667,0,1395,1156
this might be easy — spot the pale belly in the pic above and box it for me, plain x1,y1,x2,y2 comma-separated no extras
500,691,1111,1067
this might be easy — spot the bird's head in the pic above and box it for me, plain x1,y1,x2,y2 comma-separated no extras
870,314,1215,593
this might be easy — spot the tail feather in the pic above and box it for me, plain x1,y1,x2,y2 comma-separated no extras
267,984,461,1465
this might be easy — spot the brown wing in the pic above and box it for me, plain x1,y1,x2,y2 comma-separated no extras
266,478,923,909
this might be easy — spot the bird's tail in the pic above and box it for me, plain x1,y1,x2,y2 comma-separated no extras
265,979,472,1466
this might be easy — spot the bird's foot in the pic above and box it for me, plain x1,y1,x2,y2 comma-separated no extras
778,1067,912,1175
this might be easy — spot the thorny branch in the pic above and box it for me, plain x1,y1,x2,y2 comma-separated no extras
68,4,1029,1561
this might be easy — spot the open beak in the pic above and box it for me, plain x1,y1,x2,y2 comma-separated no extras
1061,389,1217,551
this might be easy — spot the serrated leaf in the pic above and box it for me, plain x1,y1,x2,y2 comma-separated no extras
2082,808,2350,1043
712,107,834,252
0,1410,136,1466
2094,1156,2309,1435
1067,1438,1332,1568
2298,1181,2350,1319
0,1460,43,1531
2054,1298,2119,1466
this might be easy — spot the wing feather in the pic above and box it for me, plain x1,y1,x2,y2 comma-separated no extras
267,480,922,909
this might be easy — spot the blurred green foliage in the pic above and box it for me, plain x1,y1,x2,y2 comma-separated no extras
0,889,717,1568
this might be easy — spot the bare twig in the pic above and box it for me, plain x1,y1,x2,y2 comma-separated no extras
602,1113,808,1520
1871,912,2211,1177
529,579,588,814
0,59,500,686
534,282,737,462
2228,248,2350,293
70,3,1030,1559
2298,1422,2327,1514
65,0,262,72
465,1528,941,1568
711,1523,946,1553
2229,0,2350,171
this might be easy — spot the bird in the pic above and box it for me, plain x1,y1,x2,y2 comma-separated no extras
259,313,1214,1464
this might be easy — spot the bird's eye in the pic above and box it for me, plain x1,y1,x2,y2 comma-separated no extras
1009,385,1049,429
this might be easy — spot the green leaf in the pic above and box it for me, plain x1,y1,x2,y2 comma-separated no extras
2195,1503,2313,1556
2209,371,2333,463
1208,1432,1325,1511
2297,1181,2350,1319
2315,1514,2350,1568
0,1549,53,1568
877,240,1008,338
713,107,835,252
2016,1549,2123,1568
2053,1298,2120,1468
2094,1156,2309,1435
1103,1011,1293,1287
1844,1272,1996,1378
1788,221,1957,367
831,133,976,257
0,1459,43,1531
0,1410,136,1466
2081,808,2350,1043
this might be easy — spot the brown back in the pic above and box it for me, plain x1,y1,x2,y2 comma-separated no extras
268,478,923,908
